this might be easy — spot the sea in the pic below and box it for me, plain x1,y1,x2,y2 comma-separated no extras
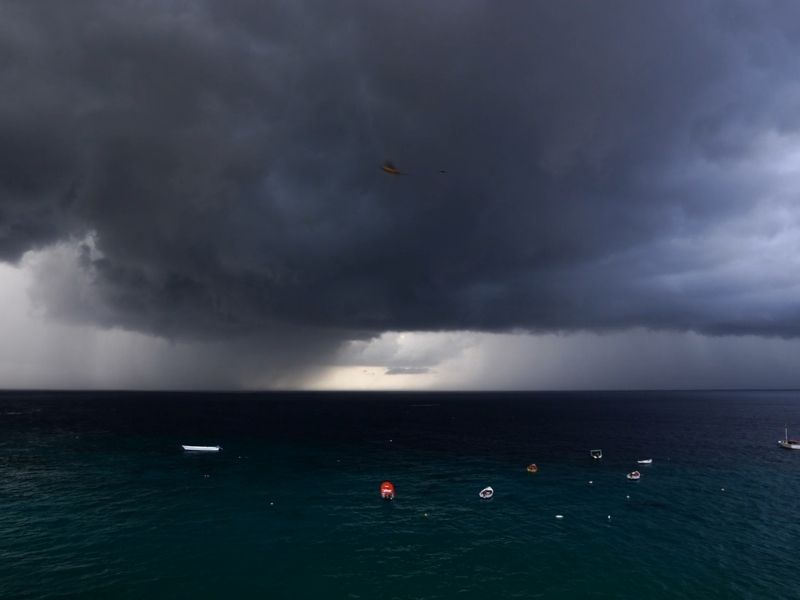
1,390,798,599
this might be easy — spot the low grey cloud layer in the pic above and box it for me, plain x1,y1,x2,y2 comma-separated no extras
3,0,800,368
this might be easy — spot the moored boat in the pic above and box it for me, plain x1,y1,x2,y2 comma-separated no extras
181,445,221,452
380,481,395,500
778,426,800,450
526,463,538,473
627,470,641,480
479,486,494,499
590,449,603,460
637,459,653,464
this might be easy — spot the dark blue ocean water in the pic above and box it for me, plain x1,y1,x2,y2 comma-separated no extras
1,391,799,599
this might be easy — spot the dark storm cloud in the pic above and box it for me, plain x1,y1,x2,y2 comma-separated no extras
3,0,800,341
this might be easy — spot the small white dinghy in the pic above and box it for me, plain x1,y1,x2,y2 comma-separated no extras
637,459,653,464
182,445,221,452
479,486,494,499
590,449,603,460
627,470,641,481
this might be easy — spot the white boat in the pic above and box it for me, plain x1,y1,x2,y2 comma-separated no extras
637,459,653,464
479,486,494,499
778,426,800,450
590,449,603,460
182,445,221,452
626,470,641,480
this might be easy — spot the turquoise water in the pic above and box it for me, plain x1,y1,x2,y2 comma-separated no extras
1,391,799,599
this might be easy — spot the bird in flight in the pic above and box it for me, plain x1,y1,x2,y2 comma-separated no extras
381,160,407,175
381,161,448,176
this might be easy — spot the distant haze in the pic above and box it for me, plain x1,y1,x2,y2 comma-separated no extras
3,1,800,389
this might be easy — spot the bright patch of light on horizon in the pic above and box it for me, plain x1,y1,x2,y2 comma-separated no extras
308,329,800,390
305,366,439,391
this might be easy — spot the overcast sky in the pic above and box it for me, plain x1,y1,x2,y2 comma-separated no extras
3,1,800,390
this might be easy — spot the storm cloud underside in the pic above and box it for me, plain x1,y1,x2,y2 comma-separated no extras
3,1,800,386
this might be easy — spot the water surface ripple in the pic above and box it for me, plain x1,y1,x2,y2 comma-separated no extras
0,391,798,599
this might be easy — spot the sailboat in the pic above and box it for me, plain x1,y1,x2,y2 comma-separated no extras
778,426,800,450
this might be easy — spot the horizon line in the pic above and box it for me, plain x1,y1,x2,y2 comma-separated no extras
1,388,799,394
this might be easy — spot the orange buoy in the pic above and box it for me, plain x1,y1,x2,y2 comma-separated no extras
380,481,395,500
526,463,538,473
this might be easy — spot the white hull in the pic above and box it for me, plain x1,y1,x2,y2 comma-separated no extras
637,459,653,464
182,445,221,452
779,426,800,450
479,486,494,499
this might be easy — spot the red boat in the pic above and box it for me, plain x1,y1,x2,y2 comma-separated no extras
380,481,395,500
